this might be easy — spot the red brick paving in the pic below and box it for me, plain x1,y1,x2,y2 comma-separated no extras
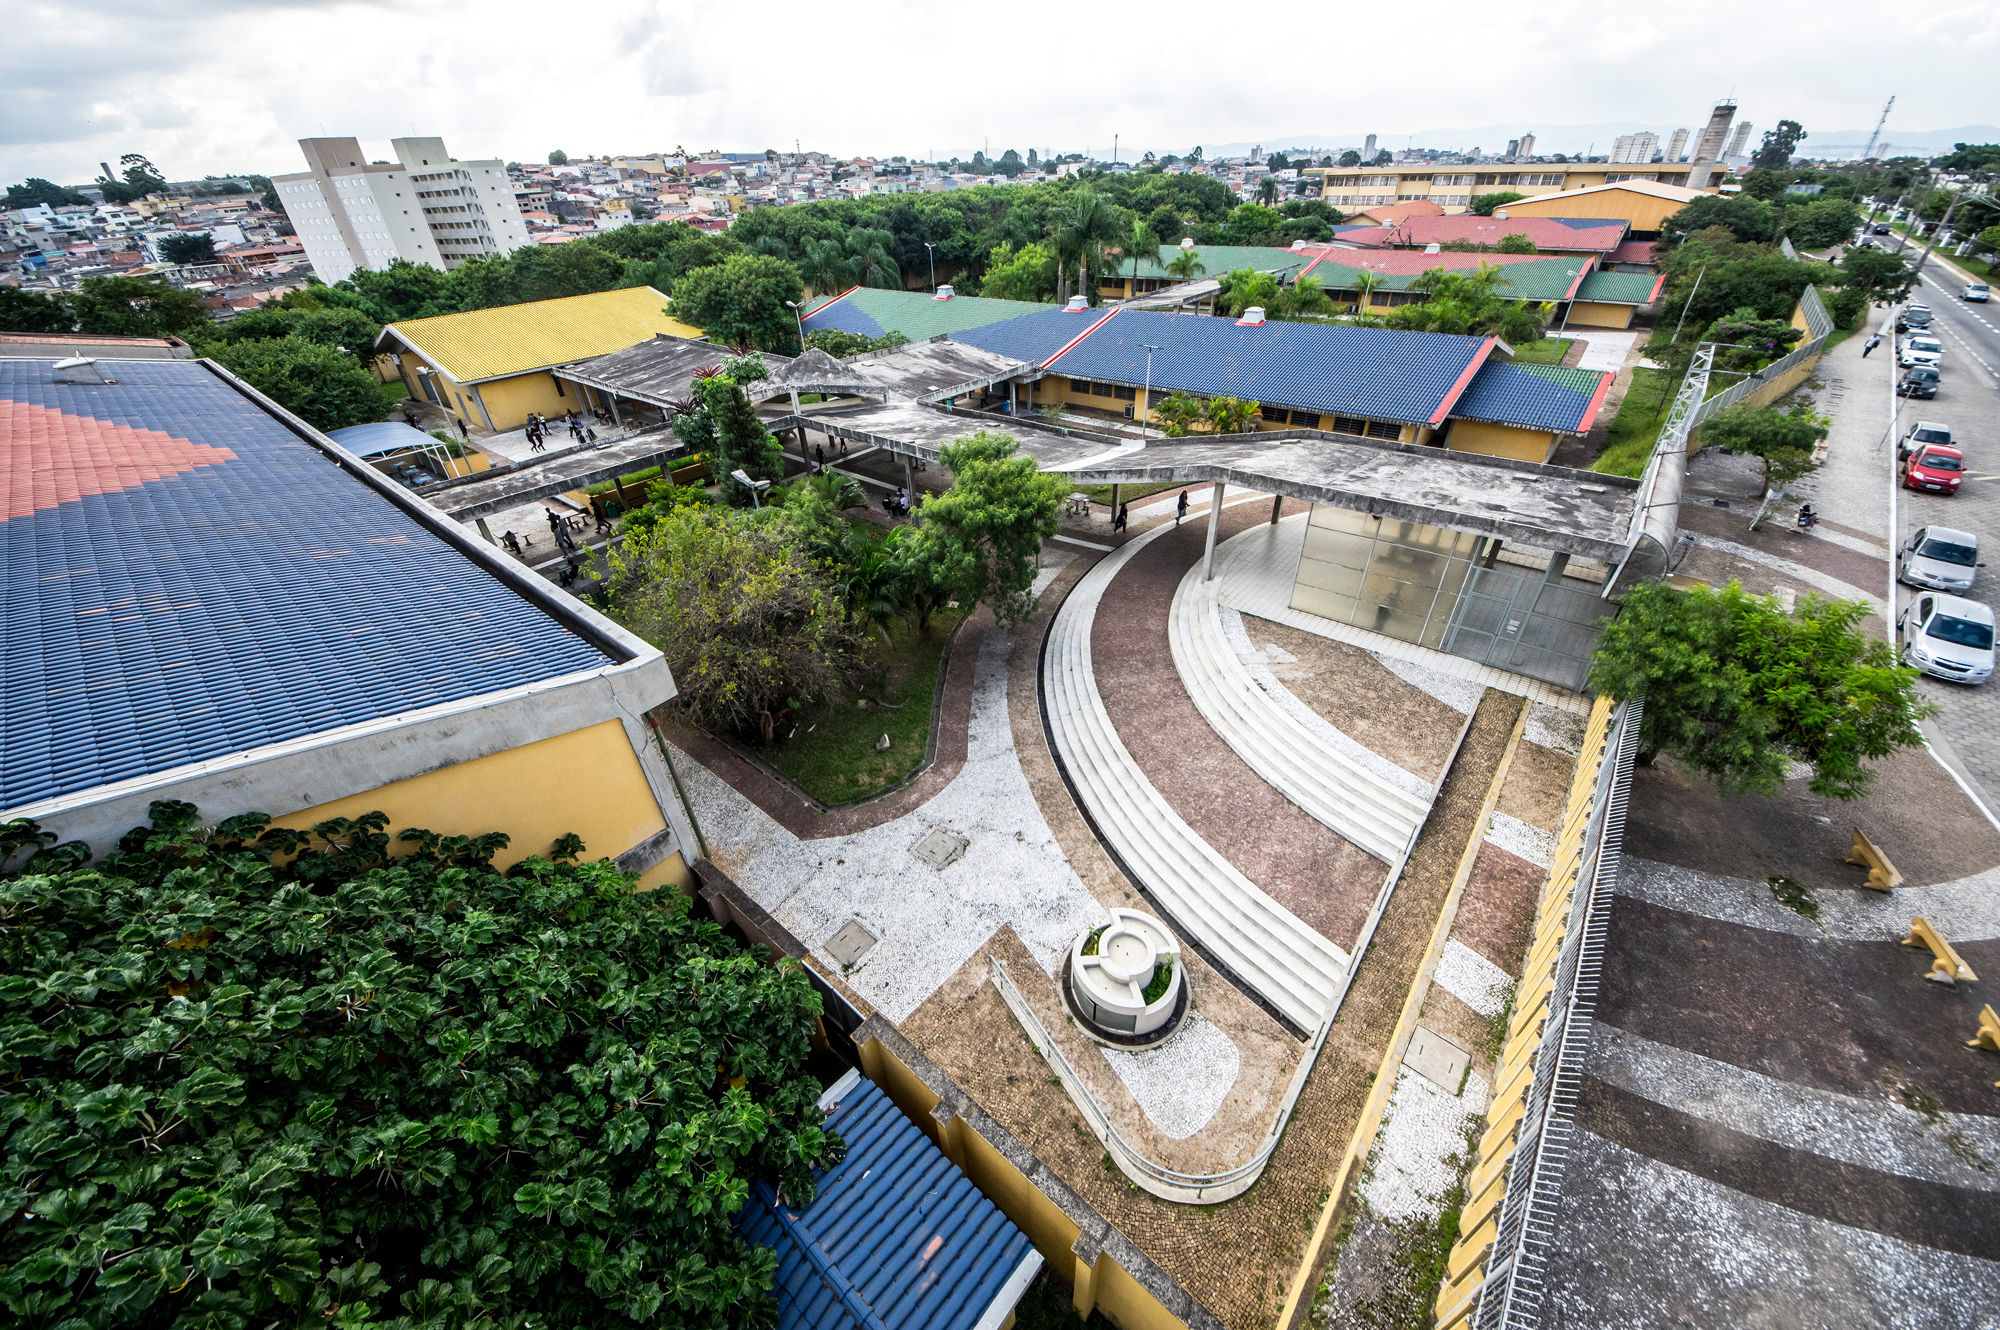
1452,842,1544,973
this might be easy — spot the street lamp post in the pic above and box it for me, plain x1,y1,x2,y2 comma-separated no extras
1558,272,1578,336
783,299,805,351
923,241,937,293
1139,343,1162,439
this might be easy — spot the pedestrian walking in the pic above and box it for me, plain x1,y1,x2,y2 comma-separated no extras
546,507,565,540
814,442,826,471
1175,490,1189,525
453,417,468,441
586,427,597,445
1114,503,1128,533
1863,334,1881,357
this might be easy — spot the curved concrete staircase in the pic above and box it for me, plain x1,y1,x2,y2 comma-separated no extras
1170,532,1431,864
1044,521,1349,1031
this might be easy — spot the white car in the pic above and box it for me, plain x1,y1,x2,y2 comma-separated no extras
1898,525,1983,592
1898,593,1994,684
1899,334,1945,368
1966,283,1991,302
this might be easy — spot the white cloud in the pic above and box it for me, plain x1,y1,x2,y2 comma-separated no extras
0,0,1994,184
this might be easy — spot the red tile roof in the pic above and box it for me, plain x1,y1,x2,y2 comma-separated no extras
1345,200,1446,224
1,399,237,522
1296,248,1586,278
1334,215,1629,254
1606,239,1658,266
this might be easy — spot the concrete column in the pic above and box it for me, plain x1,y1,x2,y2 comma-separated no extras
1203,481,1226,581
475,517,497,546
1110,483,1120,517
1270,492,1284,525
929,1100,966,1172
903,454,914,496
607,395,622,427
1070,1230,1103,1318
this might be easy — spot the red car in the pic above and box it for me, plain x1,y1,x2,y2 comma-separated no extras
1903,445,1964,494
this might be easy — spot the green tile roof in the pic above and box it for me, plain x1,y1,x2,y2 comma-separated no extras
1112,245,1311,281
811,288,1049,341
1302,255,1586,302
1574,270,1664,305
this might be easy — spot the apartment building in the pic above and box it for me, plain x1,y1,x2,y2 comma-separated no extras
272,135,529,283
1307,160,1716,213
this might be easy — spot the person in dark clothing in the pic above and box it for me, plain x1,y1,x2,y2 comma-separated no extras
501,530,523,556
1114,503,1129,533
815,442,826,471
1862,334,1881,357
454,417,468,441
1175,490,1189,525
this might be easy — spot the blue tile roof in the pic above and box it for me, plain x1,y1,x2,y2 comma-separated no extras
0,359,611,811
736,1078,1037,1330
1450,360,1613,434
1029,309,1494,426
800,292,890,340
949,305,1117,366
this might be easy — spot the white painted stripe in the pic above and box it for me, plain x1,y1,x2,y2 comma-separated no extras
1433,937,1512,1017
1487,812,1556,869
1051,533,1114,551
1618,854,2000,943
1593,1024,2000,1191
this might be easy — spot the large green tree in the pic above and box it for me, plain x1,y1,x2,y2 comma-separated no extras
903,432,1067,626
5,177,87,209
197,305,384,369
1588,580,1931,799
700,376,786,506
977,241,1057,302
611,508,861,739
1659,195,1777,247
0,799,833,1330
1784,196,1862,249
1469,192,1527,216
65,275,212,339
670,255,805,353
1697,402,1828,490
157,232,220,266
0,286,76,334
208,336,391,431
1751,120,1809,171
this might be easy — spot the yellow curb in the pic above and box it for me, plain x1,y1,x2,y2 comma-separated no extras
1273,695,1532,1330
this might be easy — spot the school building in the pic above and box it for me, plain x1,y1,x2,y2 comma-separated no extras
1306,161,1719,213
374,286,703,432
0,354,698,891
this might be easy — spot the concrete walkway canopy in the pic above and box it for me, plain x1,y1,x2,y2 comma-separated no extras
775,402,1640,561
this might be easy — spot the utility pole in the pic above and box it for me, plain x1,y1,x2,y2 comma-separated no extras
1861,96,1894,162
1909,194,1967,289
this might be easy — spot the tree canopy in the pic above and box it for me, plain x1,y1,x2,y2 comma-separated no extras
208,337,394,432
670,256,804,353
1696,402,1828,490
0,798,834,1330
1659,195,1777,247
5,177,87,209
157,232,220,266
1751,119,1808,171
903,432,1068,626
1588,580,1930,800
1469,192,1526,216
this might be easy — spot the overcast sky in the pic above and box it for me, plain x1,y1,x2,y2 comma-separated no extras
4,0,1996,186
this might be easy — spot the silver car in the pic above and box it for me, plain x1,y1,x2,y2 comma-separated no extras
1898,525,1983,591
1899,334,1945,368
1899,594,1995,684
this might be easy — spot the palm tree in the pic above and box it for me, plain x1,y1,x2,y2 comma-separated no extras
1350,271,1386,313
1123,220,1161,296
799,468,866,512
1165,247,1206,283
846,228,902,289
1050,189,1122,305
1275,275,1333,321
798,235,852,295
1256,176,1280,206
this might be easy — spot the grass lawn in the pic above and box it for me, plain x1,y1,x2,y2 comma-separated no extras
1591,366,1671,477
744,606,969,804
1078,480,1177,508
1509,337,1574,366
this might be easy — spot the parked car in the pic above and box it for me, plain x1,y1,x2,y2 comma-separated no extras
1873,223,1893,234
1900,334,1946,368
1899,366,1941,398
1967,283,1991,302
1898,305,1933,332
1898,525,1983,591
1899,421,1954,461
1898,593,1994,684
1903,444,1964,494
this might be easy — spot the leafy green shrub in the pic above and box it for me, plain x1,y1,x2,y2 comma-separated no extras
0,801,834,1330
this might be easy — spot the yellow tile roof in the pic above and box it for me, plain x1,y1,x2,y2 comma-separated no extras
381,286,704,383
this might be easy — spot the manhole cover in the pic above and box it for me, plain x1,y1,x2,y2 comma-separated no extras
1405,1025,1472,1094
825,919,878,966
911,828,969,870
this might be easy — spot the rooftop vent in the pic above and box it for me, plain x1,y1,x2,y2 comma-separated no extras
1424,242,1441,254
1236,306,1267,326
1291,239,1308,251
1064,295,1090,312
53,357,108,385
1180,237,1196,250
933,284,954,300
1494,209,1509,220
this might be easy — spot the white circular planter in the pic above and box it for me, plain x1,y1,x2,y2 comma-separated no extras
1068,909,1183,1037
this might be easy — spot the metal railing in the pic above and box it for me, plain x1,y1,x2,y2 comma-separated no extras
1472,698,1641,1330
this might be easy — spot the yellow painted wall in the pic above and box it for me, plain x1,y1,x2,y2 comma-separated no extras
477,371,582,430
267,719,689,892
1446,419,1560,463
1564,301,1636,329
1504,188,1690,232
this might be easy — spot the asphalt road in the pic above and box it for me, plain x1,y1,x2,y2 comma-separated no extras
1889,259,2000,811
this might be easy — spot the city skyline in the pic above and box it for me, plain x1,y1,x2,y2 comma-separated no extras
4,0,1996,185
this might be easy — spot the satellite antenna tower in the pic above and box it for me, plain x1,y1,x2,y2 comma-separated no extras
1860,96,1894,162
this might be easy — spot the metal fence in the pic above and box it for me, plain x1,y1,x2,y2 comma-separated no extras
1441,564,1607,693
1471,698,1641,1330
